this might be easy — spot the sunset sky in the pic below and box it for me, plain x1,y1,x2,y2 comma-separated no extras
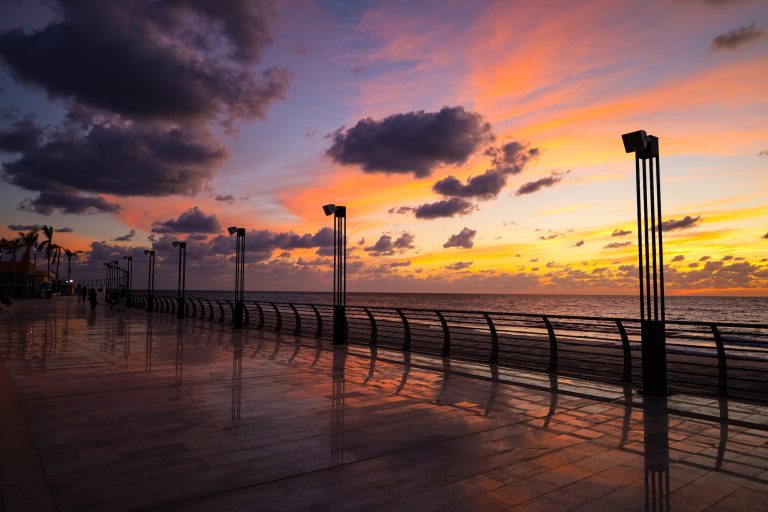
0,0,766,294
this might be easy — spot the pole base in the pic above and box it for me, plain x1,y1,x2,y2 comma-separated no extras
233,300,244,329
641,320,667,396
333,305,347,345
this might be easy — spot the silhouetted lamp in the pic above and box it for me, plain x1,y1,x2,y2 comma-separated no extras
323,204,347,344
122,255,133,299
143,249,156,312
228,227,246,328
172,241,187,319
622,129,666,396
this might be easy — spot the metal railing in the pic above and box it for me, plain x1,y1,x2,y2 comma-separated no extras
128,294,768,402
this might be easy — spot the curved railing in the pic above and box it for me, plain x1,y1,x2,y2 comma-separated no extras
128,294,768,402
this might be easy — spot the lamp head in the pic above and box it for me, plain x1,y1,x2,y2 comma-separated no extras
144,249,150,255
621,130,648,153
227,226,238,236
322,204,336,216
172,241,179,247
122,256,131,261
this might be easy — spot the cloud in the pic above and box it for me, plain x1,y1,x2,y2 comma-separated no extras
661,216,702,231
671,255,685,262
538,231,562,240
207,226,334,261
0,119,41,152
326,106,493,177
2,123,227,199
445,261,473,270
486,141,540,175
443,227,476,249
18,191,121,215
432,140,540,200
113,229,136,242
710,23,766,51
612,229,632,237
152,207,222,234
573,240,585,247
515,171,568,196
398,198,476,219
214,194,235,203
364,232,416,256
604,241,632,249
763,232,768,239
0,1,291,125
432,169,507,199
759,150,768,157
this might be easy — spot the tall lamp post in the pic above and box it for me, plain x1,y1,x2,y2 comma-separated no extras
111,260,120,290
144,250,156,313
172,241,187,319
323,204,347,345
104,262,111,300
228,227,246,328
122,256,132,303
622,130,667,396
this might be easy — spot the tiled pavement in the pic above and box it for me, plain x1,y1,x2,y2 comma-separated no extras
1,298,767,511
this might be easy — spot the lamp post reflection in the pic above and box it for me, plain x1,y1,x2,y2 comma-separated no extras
643,396,671,512
175,323,184,389
331,345,348,466
232,332,243,422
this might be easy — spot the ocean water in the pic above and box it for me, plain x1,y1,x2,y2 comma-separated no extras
159,291,768,324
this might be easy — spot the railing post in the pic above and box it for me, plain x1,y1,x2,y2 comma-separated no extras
243,303,250,327
396,309,410,352
436,311,450,357
542,316,557,373
205,299,214,321
616,319,632,383
363,307,377,346
226,300,235,323
271,302,282,332
483,313,499,364
311,305,323,338
255,302,264,329
289,304,301,335
217,300,225,323
710,324,728,396
189,298,196,318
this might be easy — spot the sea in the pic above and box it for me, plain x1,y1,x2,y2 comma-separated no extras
153,291,768,325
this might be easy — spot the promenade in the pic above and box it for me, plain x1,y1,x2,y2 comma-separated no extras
1,298,767,511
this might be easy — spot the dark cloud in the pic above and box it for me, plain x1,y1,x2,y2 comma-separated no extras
18,191,121,215
689,262,699,268
187,233,208,241
722,255,734,261
364,232,415,256
445,261,473,270
326,106,493,177
431,140,539,201
152,207,222,234
661,215,702,231
671,255,685,262
763,231,768,239
3,123,226,198
515,171,568,196
443,227,476,249
538,231,562,240
700,255,711,261
407,198,476,219
208,226,334,261
710,23,766,51
612,229,632,237
486,141,540,175
214,194,235,203
604,241,632,249
573,240,585,247
432,169,507,199
0,1,291,125
113,229,136,242
0,119,41,152
759,150,768,157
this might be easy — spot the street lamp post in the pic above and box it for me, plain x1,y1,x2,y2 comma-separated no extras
172,241,187,319
227,227,246,328
622,130,667,396
122,256,132,305
323,204,347,345
144,250,156,313
111,260,120,290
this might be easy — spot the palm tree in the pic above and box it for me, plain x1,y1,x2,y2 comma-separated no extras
38,225,55,289
64,248,81,284
18,229,40,297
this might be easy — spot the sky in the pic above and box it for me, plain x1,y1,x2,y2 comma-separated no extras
0,0,766,295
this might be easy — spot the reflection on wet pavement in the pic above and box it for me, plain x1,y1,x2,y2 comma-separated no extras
1,298,767,511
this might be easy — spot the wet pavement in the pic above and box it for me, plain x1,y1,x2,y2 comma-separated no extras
1,298,767,511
